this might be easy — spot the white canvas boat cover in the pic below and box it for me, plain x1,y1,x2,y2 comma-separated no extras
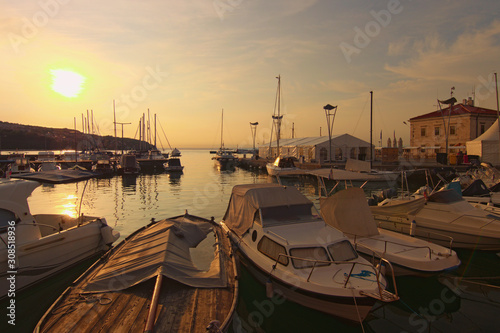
370,197,426,217
223,184,313,236
83,217,227,293
320,188,379,237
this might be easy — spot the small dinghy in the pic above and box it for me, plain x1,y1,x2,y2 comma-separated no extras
35,212,238,333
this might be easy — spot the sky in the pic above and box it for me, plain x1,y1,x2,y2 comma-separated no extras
1,0,500,149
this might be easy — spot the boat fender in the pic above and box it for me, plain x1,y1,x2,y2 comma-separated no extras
206,320,222,333
410,220,416,237
101,225,119,245
265,280,274,298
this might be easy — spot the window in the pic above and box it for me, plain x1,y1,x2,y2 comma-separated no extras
450,126,456,135
421,127,426,137
289,247,331,269
0,208,17,231
257,236,289,265
434,127,440,136
480,123,486,134
327,240,358,261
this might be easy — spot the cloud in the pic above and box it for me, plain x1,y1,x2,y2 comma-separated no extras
385,20,500,82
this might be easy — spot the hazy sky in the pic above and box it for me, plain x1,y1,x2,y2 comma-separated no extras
2,0,500,149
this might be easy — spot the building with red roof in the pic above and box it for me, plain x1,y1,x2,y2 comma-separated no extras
407,98,498,162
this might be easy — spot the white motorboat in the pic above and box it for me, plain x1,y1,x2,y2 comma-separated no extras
320,188,461,275
0,179,119,299
371,188,500,251
266,156,300,176
221,184,398,322
7,153,35,174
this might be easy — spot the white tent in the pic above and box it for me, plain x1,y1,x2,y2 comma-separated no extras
466,119,500,165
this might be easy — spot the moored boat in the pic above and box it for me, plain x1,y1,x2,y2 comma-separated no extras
321,188,461,275
371,188,500,250
34,212,238,333
221,183,398,322
265,156,299,176
0,179,119,299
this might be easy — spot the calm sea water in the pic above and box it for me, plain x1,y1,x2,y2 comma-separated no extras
4,149,500,332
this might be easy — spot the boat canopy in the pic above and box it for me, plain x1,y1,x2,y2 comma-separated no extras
83,217,227,293
320,188,379,238
223,184,313,236
370,197,426,218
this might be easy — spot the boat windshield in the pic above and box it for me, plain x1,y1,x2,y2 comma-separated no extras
327,240,358,262
0,208,17,231
289,247,331,269
260,203,321,226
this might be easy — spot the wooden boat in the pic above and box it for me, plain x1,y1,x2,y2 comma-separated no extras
321,188,460,275
35,212,238,333
0,179,119,299
221,184,398,323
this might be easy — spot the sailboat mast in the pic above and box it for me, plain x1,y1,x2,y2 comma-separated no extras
221,109,224,149
277,75,281,155
370,91,373,169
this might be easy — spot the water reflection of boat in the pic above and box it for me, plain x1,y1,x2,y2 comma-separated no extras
0,179,119,299
35,212,238,333
221,183,398,322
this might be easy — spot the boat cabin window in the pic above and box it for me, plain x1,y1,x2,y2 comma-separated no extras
0,208,17,232
260,203,319,226
327,240,358,262
257,236,289,266
427,190,462,203
289,247,331,269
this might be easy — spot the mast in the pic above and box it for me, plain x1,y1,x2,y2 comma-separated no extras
113,100,117,156
220,108,224,150
270,75,283,158
370,91,373,169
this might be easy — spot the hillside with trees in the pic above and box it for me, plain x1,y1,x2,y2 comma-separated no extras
0,121,152,152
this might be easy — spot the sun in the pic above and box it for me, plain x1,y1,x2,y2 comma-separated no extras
50,69,86,98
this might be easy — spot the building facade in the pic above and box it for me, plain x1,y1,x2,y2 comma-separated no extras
407,99,498,160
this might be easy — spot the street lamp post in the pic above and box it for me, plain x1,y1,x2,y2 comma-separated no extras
250,122,259,158
324,104,338,163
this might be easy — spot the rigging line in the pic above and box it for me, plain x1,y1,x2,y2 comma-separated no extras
351,94,370,135
156,117,172,151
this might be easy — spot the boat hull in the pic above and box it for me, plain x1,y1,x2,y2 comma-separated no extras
375,216,500,251
0,219,113,299
235,247,375,322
